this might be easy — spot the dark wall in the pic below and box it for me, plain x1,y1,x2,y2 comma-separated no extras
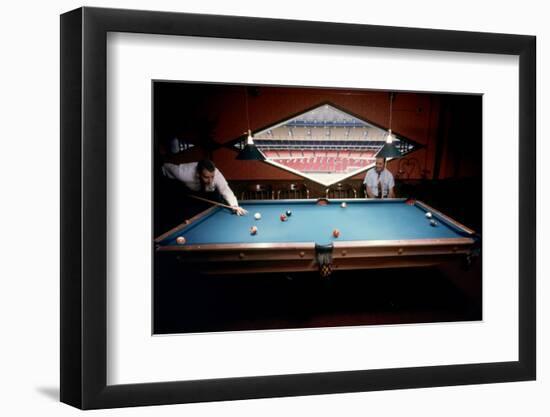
435,94,483,180
155,83,481,181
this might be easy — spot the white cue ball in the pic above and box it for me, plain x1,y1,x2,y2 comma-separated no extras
176,236,186,245
254,212,261,220
341,202,347,208
425,212,433,219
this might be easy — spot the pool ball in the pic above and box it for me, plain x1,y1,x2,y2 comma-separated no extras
280,214,288,222
176,236,186,245
341,202,347,208
332,229,340,238
254,212,262,220
425,212,433,219
286,210,292,217
430,219,437,227
250,226,258,235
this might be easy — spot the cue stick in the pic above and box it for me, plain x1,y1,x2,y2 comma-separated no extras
188,194,236,210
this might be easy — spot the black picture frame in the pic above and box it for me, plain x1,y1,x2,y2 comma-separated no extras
60,6,536,410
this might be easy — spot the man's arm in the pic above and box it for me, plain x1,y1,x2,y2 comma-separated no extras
364,171,376,198
365,185,376,198
161,163,181,180
215,171,248,215
387,173,396,198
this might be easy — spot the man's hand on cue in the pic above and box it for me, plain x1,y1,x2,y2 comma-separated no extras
232,206,248,216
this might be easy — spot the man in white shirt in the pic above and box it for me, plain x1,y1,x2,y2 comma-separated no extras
363,157,396,198
162,159,248,215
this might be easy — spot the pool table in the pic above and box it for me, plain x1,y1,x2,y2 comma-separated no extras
155,199,478,275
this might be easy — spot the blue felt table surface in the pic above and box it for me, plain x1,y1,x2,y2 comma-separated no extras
159,200,467,247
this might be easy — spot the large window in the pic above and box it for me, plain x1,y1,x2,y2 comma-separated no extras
250,103,416,185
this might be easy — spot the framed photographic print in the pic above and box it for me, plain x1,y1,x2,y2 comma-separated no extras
60,6,536,409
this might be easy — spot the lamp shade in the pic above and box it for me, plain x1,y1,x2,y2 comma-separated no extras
375,142,402,159
236,130,266,160
236,144,266,160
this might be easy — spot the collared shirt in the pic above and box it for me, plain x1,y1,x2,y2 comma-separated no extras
363,168,395,198
162,162,239,207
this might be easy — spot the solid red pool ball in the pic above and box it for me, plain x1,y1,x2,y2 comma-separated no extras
280,214,288,222
250,226,258,235
176,236,186,245
332,229,340,238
